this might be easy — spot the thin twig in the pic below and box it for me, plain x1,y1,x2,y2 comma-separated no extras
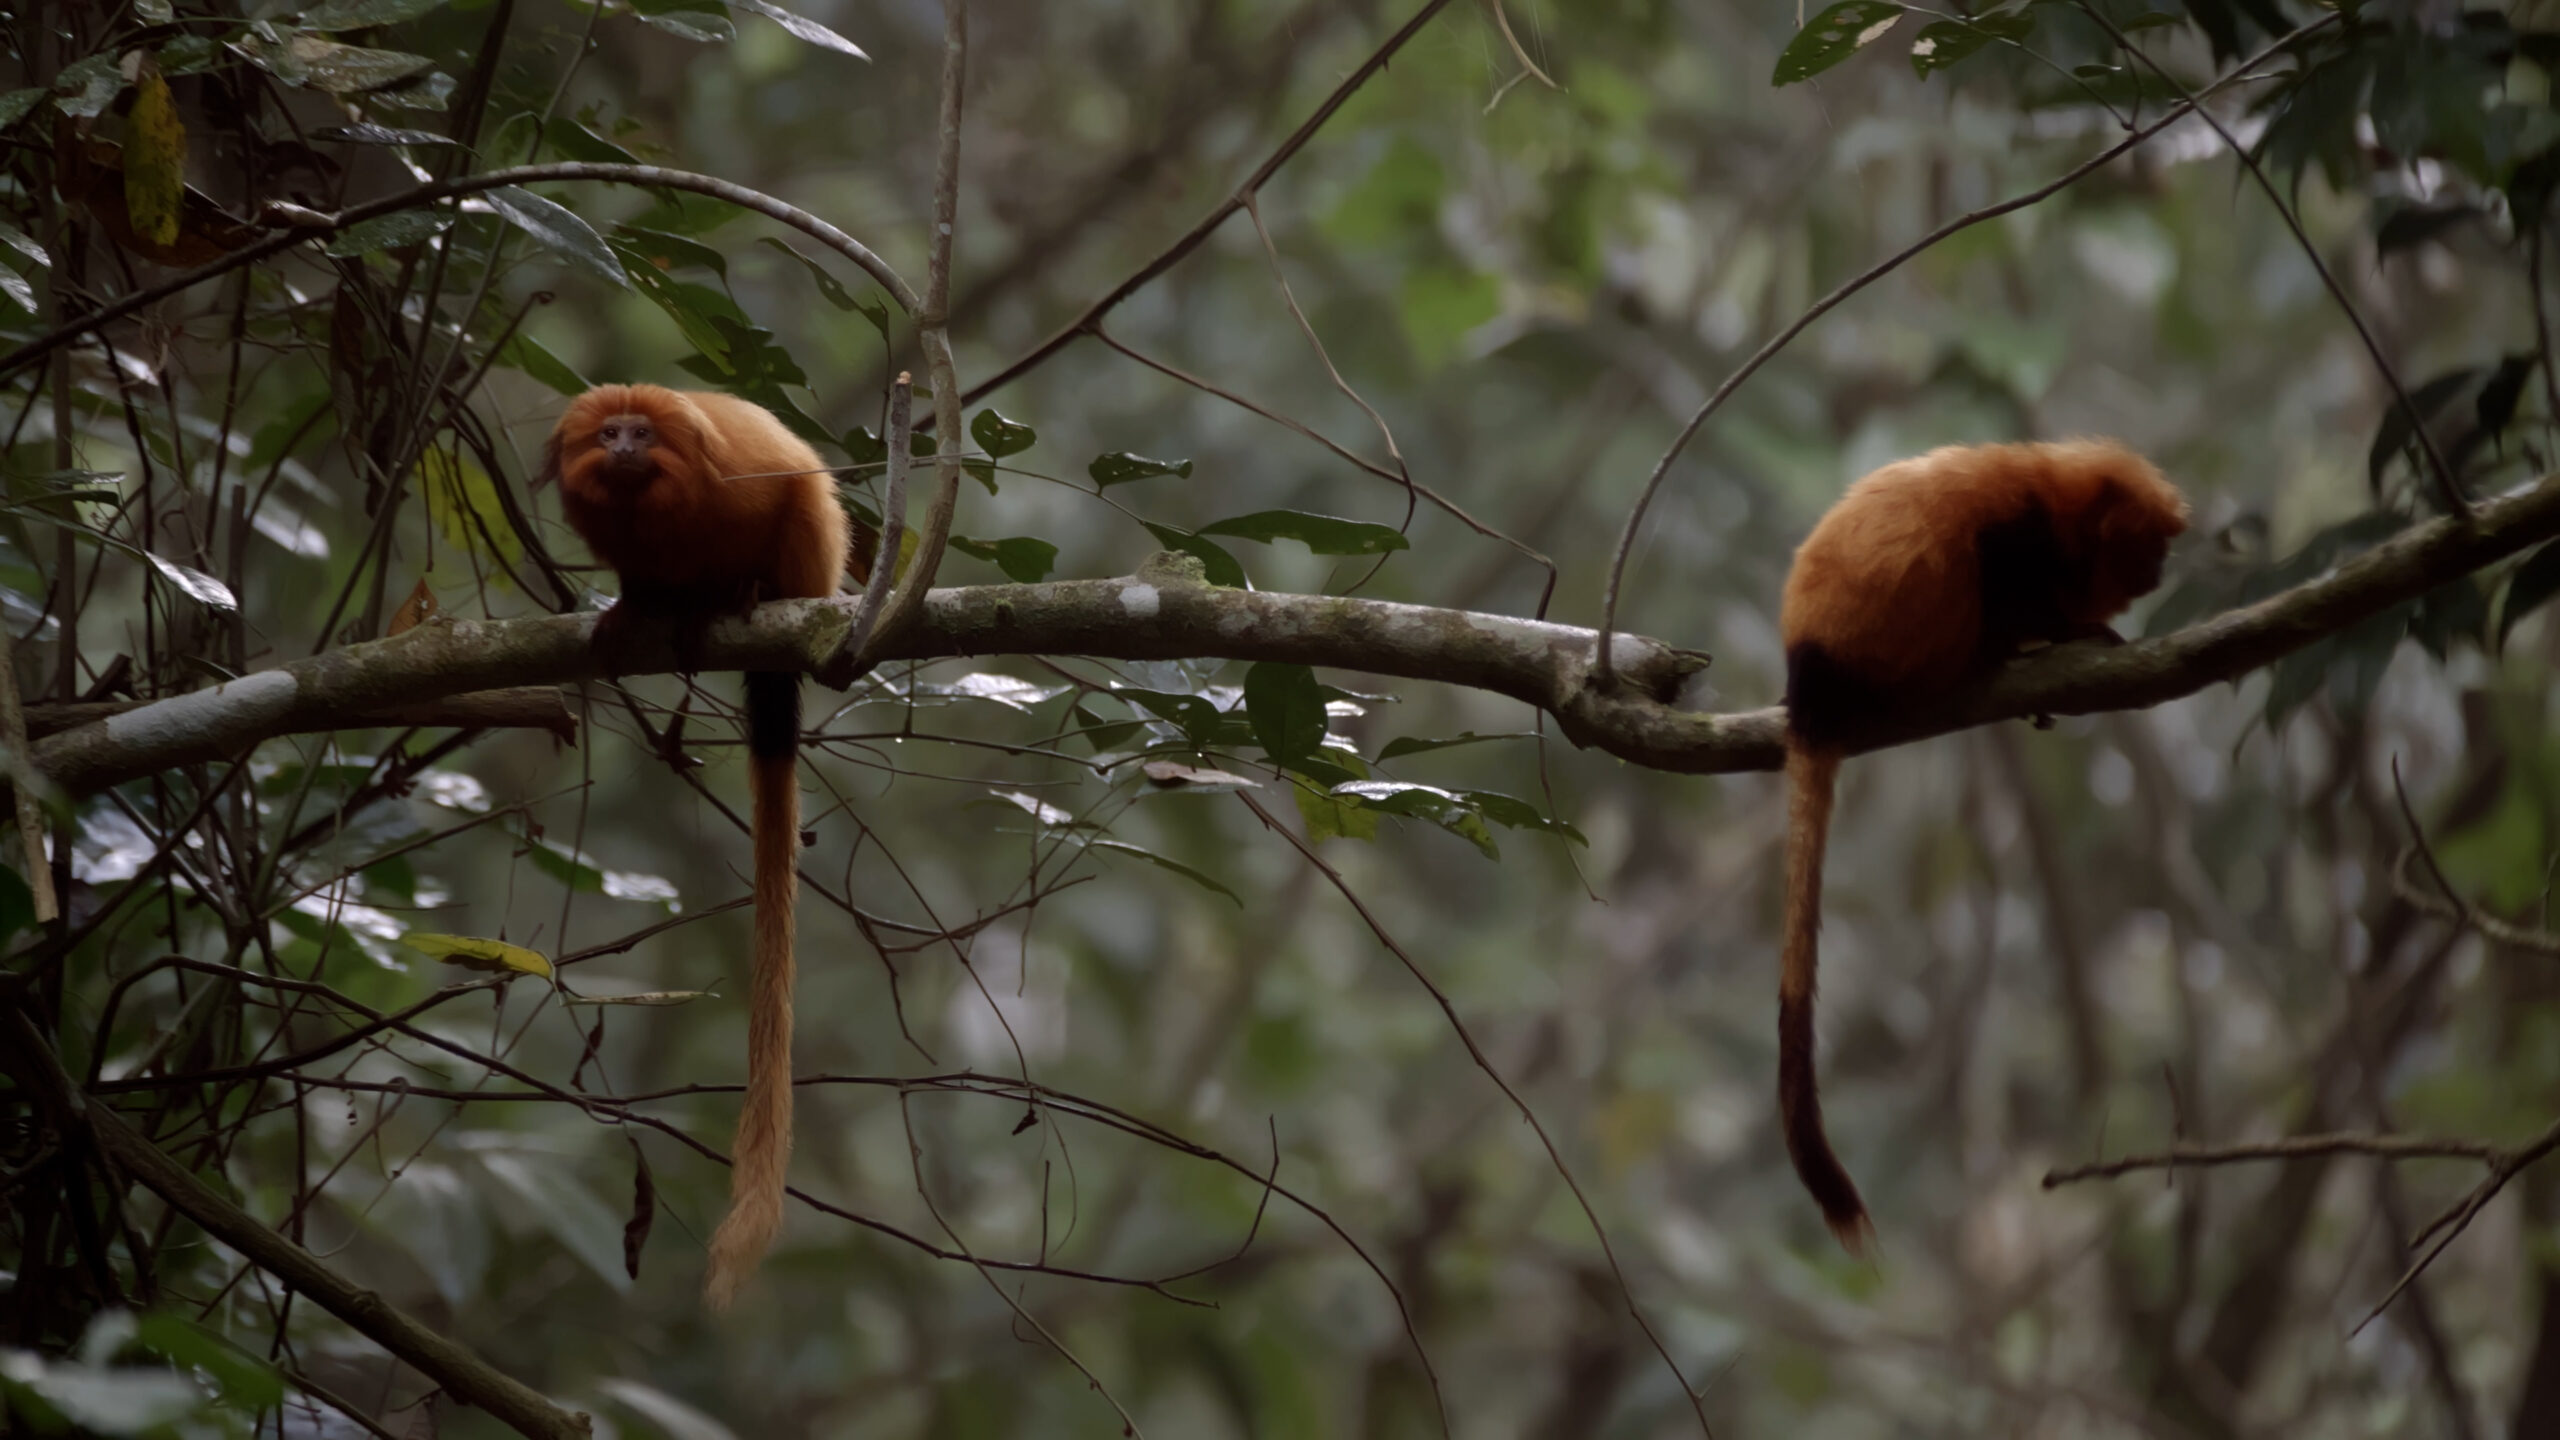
2081,3,2466,516
0,163,920,381
2389,755,2560,955
1238,792,1703,1437
955,0,1464,410
1594,16,2337,689
896,1090,1147,1437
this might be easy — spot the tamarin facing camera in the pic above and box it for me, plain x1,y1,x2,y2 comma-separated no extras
1775,439,2189,1252
538,384,858,1307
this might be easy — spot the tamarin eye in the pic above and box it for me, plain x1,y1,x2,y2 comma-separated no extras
600,425,618,440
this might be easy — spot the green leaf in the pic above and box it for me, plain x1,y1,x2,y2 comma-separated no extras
2262,643,2330,729
324,206,452,256
0,88,46,132
128,1312,284,1410
1244,662,1326,766
1297,781,1378,844
947,534,1058,582
626,267,740,369
733,0,868,57
1329,780,1501,858
2409,576,2488,660
1140,523,1248,588
498,331,589,396
299,0,449,27
969,408,1038,458
234,31,437,93
543,116,642,165
627,0,734,42
155,35,221,74
1198,509,1410,556
1113,687,1229,747
1089,451,1193,487
756,236,861,310
2502,540,2560,643
1460,789,1587,843
1087,838,1239,904
528,838,679,907
1773,1,1906,86
486,186,626,288
613,223,726,277
1908,13,2033,78
853,291,891,341
1376,730,1537,761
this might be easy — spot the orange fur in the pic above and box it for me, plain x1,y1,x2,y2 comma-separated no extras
540,384,855,1308
1774,440,2188,1252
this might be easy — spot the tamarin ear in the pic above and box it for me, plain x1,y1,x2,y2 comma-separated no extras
532,428,564,490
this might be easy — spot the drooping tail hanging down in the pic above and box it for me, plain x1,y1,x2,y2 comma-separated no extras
1779,741,1873,1255
705,669,805,1310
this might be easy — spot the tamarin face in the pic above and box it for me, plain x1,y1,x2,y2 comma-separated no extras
589,411,665,487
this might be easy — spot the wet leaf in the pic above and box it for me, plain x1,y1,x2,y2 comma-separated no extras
299,0,449,27
1199,509,1409,556
1376,730,1537,761
1089,451,1193,487
499,331,589,396
324,206,451,256
1139,760,1261,790
627,0,734,43
486,186,625,288
947,534,1058,582
146,553,238,613
1244,661,1326,766
734,0,868,57
311,121,453,146
1088,838,1240,904
1773,1,1906,86
756,236,859,309
2501,540,2560,643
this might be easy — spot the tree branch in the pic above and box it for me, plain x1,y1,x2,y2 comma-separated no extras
34,473,2560,799
0,1006,592,1440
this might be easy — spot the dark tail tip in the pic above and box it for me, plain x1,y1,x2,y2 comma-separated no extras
744,670,800,760
1779,991,1872,1254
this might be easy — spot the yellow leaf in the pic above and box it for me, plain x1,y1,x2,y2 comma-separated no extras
124,66,184,249
403,932,552,979
419,447,521,581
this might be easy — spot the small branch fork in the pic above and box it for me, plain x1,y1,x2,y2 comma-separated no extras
2043,1118,2560,1337
2044,756,2560,1336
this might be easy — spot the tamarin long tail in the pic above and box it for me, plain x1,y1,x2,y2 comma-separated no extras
705,669,803,1309
1780,741,1874,1255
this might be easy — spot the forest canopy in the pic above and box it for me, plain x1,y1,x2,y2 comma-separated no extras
5,0,2560,1437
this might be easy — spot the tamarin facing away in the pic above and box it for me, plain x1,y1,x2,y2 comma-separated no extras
1775,439,2189,1253
538,384,857,1307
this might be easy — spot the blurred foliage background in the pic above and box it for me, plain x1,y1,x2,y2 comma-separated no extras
6,0,2560,1436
